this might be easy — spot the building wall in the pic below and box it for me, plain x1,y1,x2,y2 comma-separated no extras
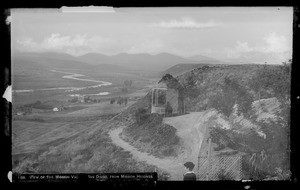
151,87,184,115
166,88,179,114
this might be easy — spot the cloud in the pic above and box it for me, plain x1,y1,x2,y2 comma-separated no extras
261,32,289,53
17,33,116,56
225,41,253,59
17,38,39,49
224,32,291,62
151,17,220,29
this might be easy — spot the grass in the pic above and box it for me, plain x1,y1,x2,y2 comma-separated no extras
121,113,181,158
12,95,172,178
11,59,168,178
12,118,170,179
12,100,132,155
14,62,290,180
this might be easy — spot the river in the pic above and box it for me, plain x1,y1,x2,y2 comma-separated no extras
13,70,112,96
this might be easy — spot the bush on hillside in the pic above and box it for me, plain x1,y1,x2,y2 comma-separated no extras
183,74,200,99
134,108,149,124
210,102,290,180
124,113,180,158
248,60,291,102
110,98,116,104
208,76,253,117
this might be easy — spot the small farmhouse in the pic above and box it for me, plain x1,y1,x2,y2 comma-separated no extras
53,106,64,112
17,112,25,116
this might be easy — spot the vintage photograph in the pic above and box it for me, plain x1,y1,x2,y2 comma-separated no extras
11,7,292,181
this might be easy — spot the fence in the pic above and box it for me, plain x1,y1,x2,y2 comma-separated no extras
198,150,244,181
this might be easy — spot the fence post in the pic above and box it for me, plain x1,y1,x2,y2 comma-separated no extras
206,138,212,181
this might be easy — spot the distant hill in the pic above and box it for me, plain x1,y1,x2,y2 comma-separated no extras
161,63,213,77
12,52,130,74
77,52,193,72
12,51,78,61
76,53,112,65
13,51,197,72
185,54,220,63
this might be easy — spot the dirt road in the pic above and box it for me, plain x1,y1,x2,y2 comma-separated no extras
109,127,185,180
163,110,216,165
108,110,216,181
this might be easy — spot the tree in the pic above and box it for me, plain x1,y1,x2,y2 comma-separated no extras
249,60,291,102
110,98,116,104
124,80,133,87
273,61,291,101
209,92,234,118
135,108,149,124
209,76,253,117
249,64,269,102
184,74,199,99
117,97,123,105
159,73,184,91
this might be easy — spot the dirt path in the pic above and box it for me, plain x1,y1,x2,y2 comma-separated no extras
109,127,185,180
108,110,216,181
163,110,217,165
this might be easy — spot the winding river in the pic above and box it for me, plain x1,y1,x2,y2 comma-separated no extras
13,70,112,96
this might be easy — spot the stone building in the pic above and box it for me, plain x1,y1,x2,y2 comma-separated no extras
151,81,184,115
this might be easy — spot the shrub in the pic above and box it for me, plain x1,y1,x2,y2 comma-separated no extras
110,98,116,104
157,170,170,181
184,74,200,99
162,147,175,157
134,108,149,124
208,76,253,117
217,169,234,180
248,61,291,102
209,92,234,117
121,87,128,93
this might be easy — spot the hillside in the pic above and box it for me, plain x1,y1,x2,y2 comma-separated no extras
120,61,291,180
161,63,214,77
12,101,170,180
12,59,291,180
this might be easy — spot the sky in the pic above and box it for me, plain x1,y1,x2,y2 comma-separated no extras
11,7,293,64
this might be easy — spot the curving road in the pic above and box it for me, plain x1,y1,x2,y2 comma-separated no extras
108,111,216,181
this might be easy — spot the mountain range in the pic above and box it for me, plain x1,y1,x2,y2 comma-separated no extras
12,51,220,73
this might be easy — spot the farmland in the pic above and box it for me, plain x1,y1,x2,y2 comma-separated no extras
11,52,168,176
